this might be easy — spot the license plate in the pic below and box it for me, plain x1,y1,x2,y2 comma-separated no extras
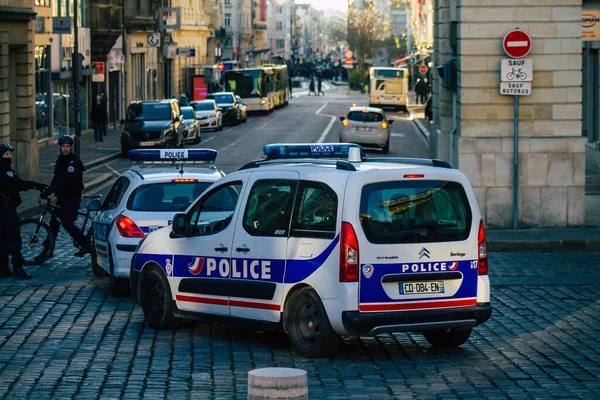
399,281,445,295
140,141,155,147
357,127,372,132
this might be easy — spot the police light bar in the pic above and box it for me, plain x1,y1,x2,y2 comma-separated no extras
263,143,363,160
128,149,217,164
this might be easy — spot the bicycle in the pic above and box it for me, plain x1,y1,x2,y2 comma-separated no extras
20,195,102,266
506,68,527,80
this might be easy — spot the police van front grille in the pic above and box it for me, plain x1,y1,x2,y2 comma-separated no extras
131,131,162,141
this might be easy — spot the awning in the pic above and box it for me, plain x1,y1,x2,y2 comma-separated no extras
392,52,431,66
248,48,271,55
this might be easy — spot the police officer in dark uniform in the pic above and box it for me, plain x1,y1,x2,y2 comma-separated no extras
40,135,89,258
0,143,48,279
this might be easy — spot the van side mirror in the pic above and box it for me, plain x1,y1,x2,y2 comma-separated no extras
388,120,394,125
87,199,102,212
339,116,345,122
172,213,189,236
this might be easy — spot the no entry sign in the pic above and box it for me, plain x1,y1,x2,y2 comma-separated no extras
419,65,428,74
503,29,531,58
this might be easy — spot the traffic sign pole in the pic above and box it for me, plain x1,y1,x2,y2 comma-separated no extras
73,0,80,157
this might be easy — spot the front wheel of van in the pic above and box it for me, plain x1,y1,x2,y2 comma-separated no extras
285,287,340,358
423,327,472,348
141,268,177,330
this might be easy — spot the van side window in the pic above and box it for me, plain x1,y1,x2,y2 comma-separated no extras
188,181,242,236
242,179,296,237
291,181,337,239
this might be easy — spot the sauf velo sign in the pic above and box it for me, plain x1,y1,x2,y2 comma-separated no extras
500,29,532,96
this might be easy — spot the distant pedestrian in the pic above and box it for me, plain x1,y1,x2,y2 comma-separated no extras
414,78,429,105
308,78,316,96
90,94,106,142
289,76,293,98
317,76,325,96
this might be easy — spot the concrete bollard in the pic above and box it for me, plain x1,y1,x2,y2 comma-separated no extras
247,367,308,400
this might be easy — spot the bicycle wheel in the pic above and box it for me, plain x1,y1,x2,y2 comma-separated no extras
20,219,55,266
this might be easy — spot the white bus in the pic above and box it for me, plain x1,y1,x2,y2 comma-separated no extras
368,67,409,111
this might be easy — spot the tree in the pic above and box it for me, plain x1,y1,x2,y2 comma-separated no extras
347,0,388,90
325,15,347,47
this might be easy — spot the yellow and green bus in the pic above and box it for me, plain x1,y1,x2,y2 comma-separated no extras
263,64,289,108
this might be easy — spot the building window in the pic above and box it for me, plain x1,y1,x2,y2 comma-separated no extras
276,21,283,31
35,0,51,6
277,39,284,49
224,0,231,4
224,37,232,47
225,13,231,26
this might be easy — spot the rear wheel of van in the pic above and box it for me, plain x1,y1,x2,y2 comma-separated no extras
285,287,340,358
423,327,472,348
141,267,178,329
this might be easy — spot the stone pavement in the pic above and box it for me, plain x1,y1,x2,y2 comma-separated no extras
408,100,600,252
0,228,598,399
17,127,122,219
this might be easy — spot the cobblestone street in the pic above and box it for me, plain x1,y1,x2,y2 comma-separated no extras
0,229,598,399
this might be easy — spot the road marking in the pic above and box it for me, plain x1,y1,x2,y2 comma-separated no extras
391,133,405,137
315,102,337,143
107,164,121,176
221,137,244,152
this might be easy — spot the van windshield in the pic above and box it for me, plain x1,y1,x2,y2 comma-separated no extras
359,180,472,244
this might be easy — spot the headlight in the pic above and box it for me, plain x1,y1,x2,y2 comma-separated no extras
260,100,266,105
210,114,216,118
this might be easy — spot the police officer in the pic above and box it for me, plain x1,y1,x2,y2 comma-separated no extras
0,143,48,279
40,135,89,258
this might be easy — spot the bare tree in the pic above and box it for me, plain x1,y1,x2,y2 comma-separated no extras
347,0,388,90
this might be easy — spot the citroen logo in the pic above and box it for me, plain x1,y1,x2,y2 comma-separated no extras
419,247,430,259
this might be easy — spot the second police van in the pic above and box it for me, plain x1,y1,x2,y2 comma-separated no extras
131,144,491,357
90,149,225,297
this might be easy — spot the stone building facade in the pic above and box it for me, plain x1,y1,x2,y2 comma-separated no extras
0,0,39,181
432,0,584,228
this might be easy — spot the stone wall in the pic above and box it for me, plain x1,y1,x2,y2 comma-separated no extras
433,0,585,228
0,0,39,181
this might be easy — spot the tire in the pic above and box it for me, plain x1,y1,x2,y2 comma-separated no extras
141,267,178,329
90,232,108,277
382,141,390,154
285,287,340,357
194,131,201,144
20,219,54,266
423,328,472,348
109,246,130,297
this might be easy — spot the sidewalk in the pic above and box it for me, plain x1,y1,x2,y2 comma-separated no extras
18,127,122,218
408,104,600,252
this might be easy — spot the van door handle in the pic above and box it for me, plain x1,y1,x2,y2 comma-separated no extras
236,246,250,253
214,246,228,252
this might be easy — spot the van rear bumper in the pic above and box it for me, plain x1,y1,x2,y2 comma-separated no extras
342,303,492,336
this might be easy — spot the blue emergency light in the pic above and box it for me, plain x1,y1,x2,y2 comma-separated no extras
128,148,217,163
263,143,363,160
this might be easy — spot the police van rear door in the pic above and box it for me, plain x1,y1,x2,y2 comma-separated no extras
229,171,299,322
355,174,479,314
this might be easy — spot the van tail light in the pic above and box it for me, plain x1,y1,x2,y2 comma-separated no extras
380,122,388,129
340,222,359,282
116,215,145,238
342,120,349,127
478,220,488,275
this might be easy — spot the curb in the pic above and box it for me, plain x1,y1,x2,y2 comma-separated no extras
18,173,114,219
488,239,600,252
85,152,121,170
409,112,431,142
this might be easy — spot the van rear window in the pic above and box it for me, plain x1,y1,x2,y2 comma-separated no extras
359,180,472,244
347,111,384,122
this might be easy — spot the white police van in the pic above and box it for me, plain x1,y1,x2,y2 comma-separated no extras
131,144,491,357
91,148,225,297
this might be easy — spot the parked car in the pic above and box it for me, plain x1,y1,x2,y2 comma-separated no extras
206,92,241,125
181,106,201,144
120,99,185,157
235,95,248,123
190,100,222,131
339,105,394,153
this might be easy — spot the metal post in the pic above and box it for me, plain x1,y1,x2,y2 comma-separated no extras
73,0,81,156
513,95,519,230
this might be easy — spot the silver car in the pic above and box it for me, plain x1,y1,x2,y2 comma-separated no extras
339,106,394,153
190,100,223,131
181,106,201,144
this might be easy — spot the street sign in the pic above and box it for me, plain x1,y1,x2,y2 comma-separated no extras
147,33,160,48
419,65,428,74
501,59,532,82
500,82,531,96
503,29,531,58
91,62,104,74
178,48,195,57
409,57,415,65
52,17,71,34
217,62,224,71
